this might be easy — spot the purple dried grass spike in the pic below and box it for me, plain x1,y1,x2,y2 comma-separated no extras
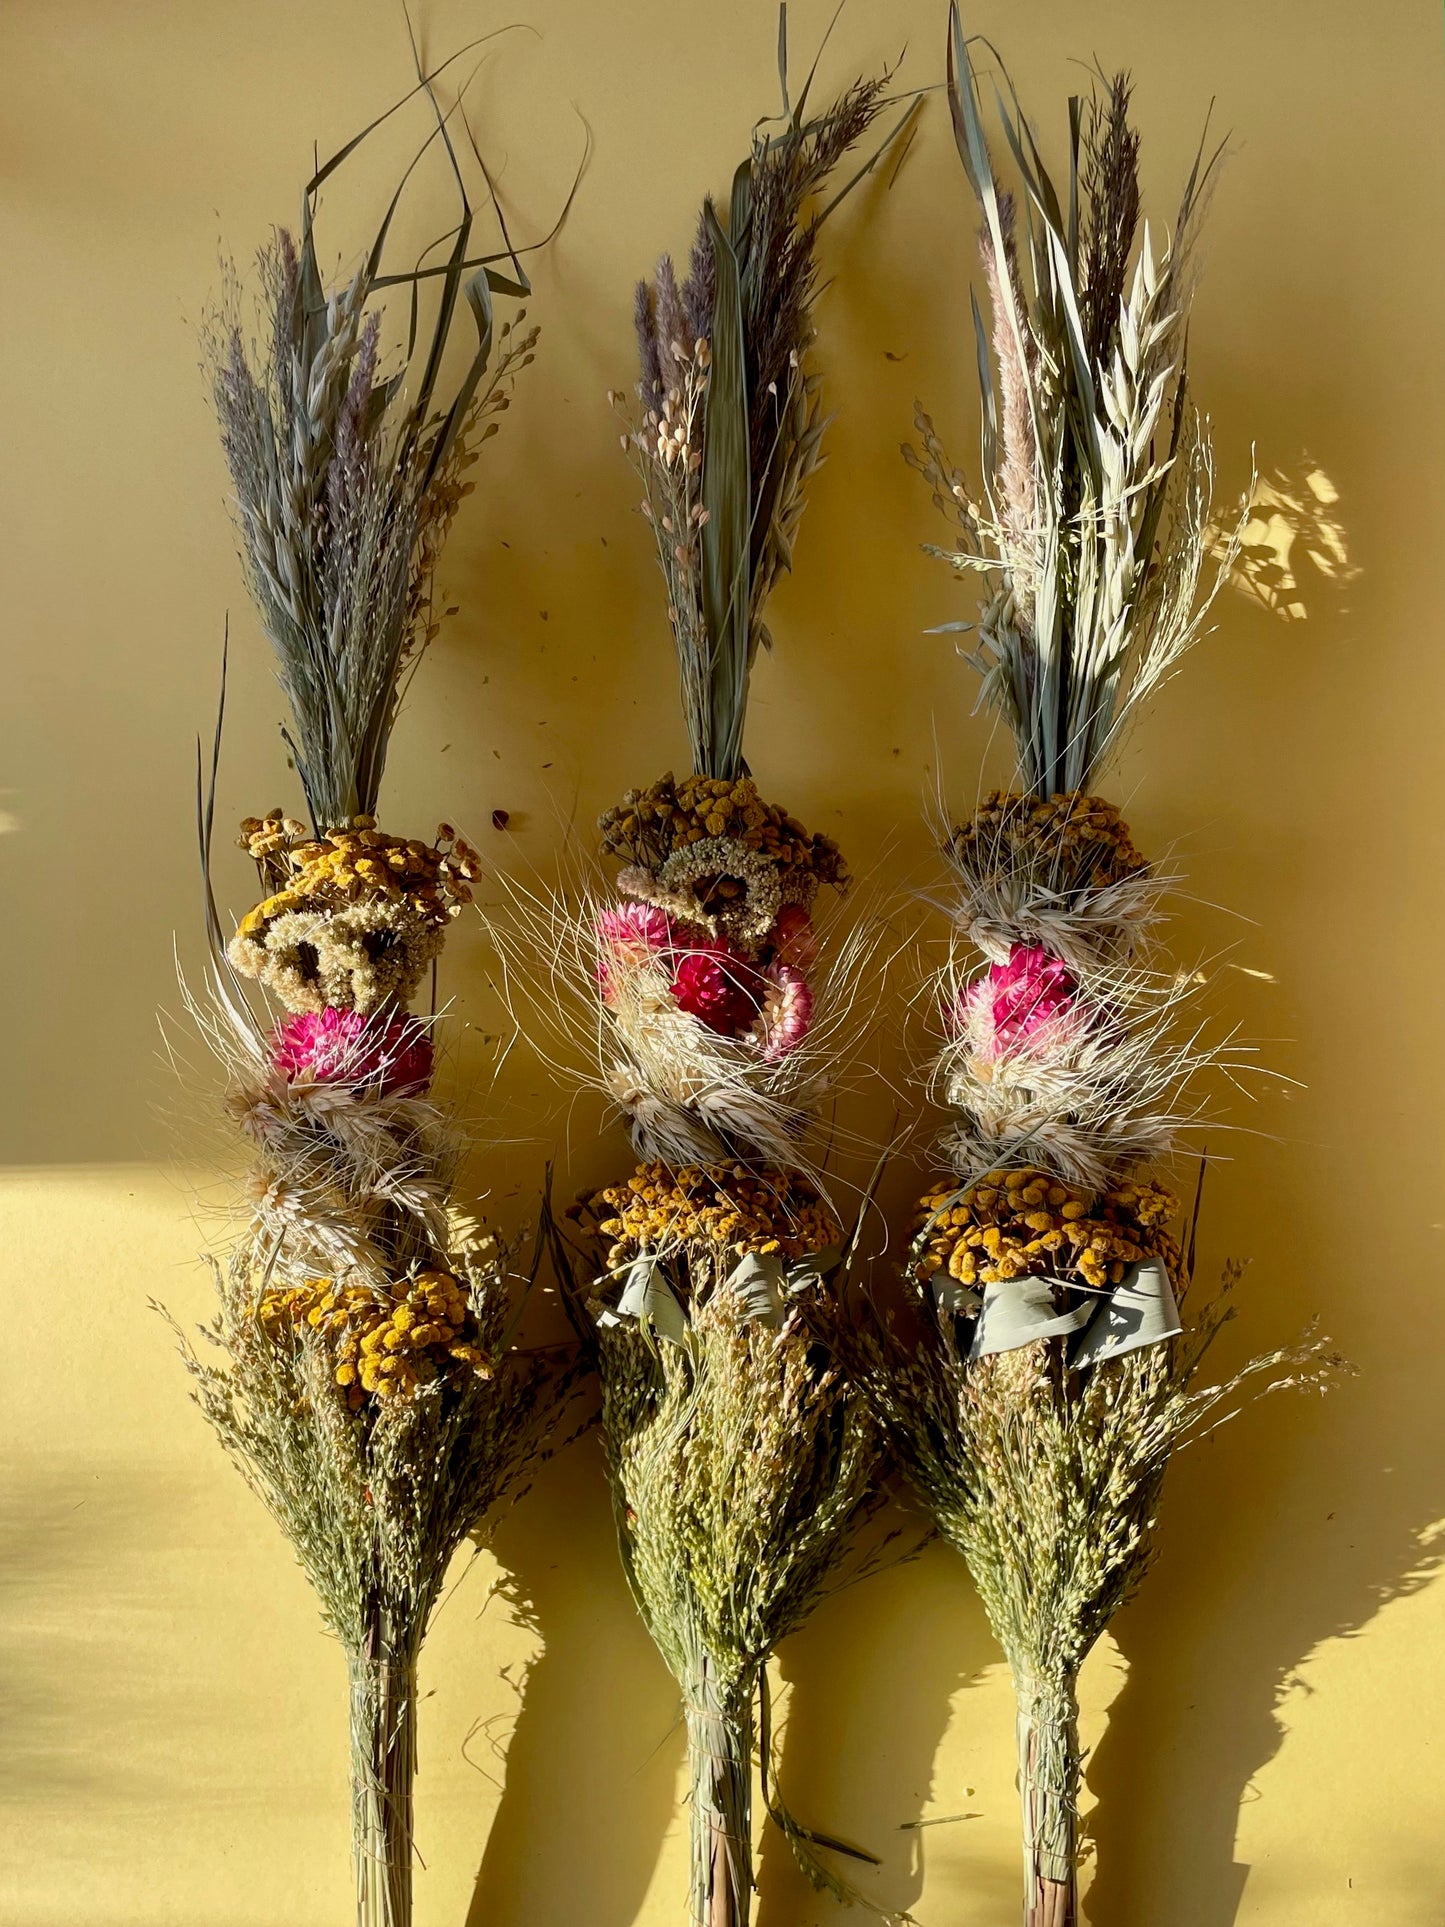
653,254,687,390
327,311,380,528
681,211,715,343
635,278,664,413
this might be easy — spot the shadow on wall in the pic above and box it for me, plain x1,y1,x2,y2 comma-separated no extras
755,1523,1001,1924
462,1438,682,1927
1087,1371,1445,1927
0,1465,136,1802
1081,457,1445,1925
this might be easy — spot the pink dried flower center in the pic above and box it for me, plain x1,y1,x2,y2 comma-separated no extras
272,1008,433,1095
755,961,814,1062
985,943,1077,1046
670,944,765,1036
596,901,675,996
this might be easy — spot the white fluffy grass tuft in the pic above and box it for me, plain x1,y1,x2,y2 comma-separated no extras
479,842,900,1184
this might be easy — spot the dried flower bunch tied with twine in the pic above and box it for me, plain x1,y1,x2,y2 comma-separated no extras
167,51,576,1927
527,25,916,1927
855,15,1342,1926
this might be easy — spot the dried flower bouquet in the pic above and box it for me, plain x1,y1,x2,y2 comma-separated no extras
168,70,569,1927
531,39,910,1927
857,15,1339,1925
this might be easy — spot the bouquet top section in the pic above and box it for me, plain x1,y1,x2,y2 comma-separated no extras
623,63,909,783
208,92,538,837
581,49,911,1177
909,25,1241,801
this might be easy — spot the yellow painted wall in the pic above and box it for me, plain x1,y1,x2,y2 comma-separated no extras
3,1,1443,1921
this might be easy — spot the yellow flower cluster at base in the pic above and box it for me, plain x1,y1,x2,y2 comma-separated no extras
574,1161,841,1270
256,1268,491,1409
598,773,846,900
948,791,1148,891
913,1167,1179,1292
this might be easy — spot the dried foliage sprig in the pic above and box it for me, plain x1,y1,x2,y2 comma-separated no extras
166,1217,566,1927
620,38,914,780
172,57,577,1927
854,1249,1342,1925
867,16,1344,1925
903,18,1246,799
485,22,910,1926
207,39,539,834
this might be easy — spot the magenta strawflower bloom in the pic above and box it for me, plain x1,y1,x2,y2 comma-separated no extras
959,942,1080,1053
596,901,675,998
767,904,819,973
670,942,764,1036
754,962,814,1062
272,1008,434,1095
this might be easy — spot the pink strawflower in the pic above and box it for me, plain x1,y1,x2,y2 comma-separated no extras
671,942,764,1036
960,943,1079,1053
767,904,819,973
272,1008,434,1096
596,900,675,998
754,961,814,1062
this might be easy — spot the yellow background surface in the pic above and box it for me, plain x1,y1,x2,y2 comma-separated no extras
3,1,1443,1921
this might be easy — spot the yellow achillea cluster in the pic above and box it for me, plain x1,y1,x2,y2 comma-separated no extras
575,1161,841,1269
236,813,481,935
913,1167,1179,1292
948,791,1148,893
256,1268,491,1408
228,815,483,1013
598,773,846,898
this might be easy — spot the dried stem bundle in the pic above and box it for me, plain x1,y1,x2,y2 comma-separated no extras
167,1217,564,1927
505,22,914,1924
583,1255,884,1927
172,53,575,1927
873,15,1344,1922
903,15,1246,800
621,35,913,779
855,1252,1342,1924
